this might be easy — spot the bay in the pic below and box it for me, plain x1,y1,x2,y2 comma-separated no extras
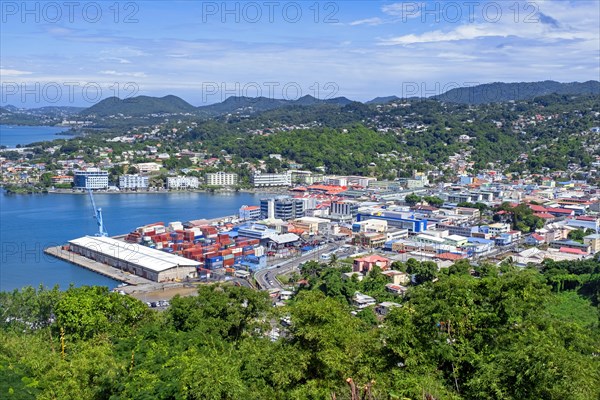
0,191,262,292
0,125,73,148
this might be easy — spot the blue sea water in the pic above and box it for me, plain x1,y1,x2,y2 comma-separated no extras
0,191,262,292
0,125,73,148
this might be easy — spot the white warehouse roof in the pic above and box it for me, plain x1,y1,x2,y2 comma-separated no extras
69,236,200,272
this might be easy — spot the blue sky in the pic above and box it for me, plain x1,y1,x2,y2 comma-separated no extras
1,0,599,106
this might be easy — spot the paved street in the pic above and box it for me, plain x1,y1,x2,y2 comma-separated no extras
254,243,339,289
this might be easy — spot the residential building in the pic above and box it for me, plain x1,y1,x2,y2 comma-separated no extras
119,174,149,190
353,254,391,273
381,270,410,285
74,168,109,190
51,175,73,185
206,171,238,187
352,292,377,309
167,176,199,190
385,284,409,296
251,171,292,187
239,205,261,221
376,301,402,316
488,223,510,236
135,162,161,174
583,234,600,254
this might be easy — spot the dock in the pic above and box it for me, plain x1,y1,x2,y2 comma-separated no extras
44,246,195,296
44,246,152,286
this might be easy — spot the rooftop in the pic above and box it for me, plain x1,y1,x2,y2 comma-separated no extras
69,236,200,272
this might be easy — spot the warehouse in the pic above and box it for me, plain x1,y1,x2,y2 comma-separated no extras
68,236,199,282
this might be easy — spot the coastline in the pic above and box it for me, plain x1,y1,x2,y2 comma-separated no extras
45,187,291,195
1,186,292,196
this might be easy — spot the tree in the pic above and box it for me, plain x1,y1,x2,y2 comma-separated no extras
405,193,421,206
568,229,586,243
39,172,54,187
423,196,444,207
406,259,438,284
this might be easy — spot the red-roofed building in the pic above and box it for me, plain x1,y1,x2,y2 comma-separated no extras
436,252,465,261
545,207,575,217
525,233,545,245
534,212,556,220
306,184,348,195
353,255,391,273
559,247,588,255
529,205,548,213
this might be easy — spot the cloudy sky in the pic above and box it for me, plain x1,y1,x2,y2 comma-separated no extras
1,0,599,106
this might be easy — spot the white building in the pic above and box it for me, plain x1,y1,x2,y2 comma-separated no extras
74,168,109,190
325,176,348,186
206,171,238,187
488,223,511,236
167,176,199,190
251,171,292,187
135,162,161,174
69,236,198,282
119,174,149,190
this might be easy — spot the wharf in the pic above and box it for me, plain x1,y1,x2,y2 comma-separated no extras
44,246,194,296
44,245,151,286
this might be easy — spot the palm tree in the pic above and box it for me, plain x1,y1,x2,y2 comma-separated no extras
328,254,339,268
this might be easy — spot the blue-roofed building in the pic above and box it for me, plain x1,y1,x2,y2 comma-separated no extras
466,237,495,253
356,210,427,233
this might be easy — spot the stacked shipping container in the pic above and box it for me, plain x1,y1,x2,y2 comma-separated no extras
127,222,262,271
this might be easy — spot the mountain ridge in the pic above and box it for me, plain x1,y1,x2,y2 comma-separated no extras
7,80,596,118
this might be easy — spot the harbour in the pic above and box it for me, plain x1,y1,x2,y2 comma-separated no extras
0,190,265,291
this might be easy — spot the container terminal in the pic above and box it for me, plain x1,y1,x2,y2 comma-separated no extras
44,213,307,291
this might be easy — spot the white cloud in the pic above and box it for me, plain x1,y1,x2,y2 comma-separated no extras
0,68,33,76
382,2,424,18
99,70,147,78
379,2,598,46
350,17,384,26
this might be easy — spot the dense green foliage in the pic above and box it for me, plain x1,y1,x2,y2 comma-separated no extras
1,258,599,399
181,93,600,177
434,80,600,104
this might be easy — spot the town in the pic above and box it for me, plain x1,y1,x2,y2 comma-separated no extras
45,166,600,308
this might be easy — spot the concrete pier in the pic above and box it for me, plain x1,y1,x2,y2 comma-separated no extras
44,246,193,297
44,246,151,286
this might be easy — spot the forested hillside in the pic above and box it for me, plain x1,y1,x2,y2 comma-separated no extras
1,258,599,399
181,94,600,175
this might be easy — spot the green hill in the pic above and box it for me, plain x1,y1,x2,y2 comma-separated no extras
79,95,197,117
434,80,600,104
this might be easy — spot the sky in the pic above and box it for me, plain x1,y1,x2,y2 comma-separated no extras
1,0,599,107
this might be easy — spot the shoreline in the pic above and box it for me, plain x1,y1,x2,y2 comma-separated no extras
46,188,292,195
1,186,292,196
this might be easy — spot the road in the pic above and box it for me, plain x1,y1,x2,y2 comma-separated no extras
254,243,339,290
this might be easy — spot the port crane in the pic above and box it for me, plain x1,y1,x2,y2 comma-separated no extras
88,189,108,237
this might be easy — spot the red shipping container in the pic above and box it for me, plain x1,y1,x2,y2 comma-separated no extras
223,258,235,267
